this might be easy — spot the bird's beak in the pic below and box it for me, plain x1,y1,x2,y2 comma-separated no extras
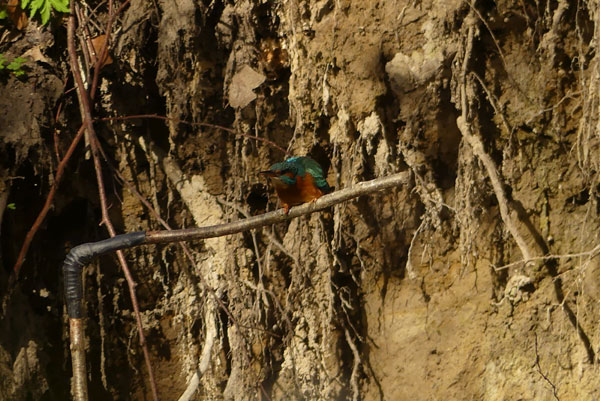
259,170,277,177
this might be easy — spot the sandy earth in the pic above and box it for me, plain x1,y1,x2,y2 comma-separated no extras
1,0,600,400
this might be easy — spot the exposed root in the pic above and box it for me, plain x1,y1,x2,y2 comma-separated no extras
177,307,217,401
344,327,361,401
456,18,543,270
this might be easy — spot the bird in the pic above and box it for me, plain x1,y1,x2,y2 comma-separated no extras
259,156,332,214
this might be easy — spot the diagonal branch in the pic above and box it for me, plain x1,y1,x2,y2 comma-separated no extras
144,172,411,244
12,126,86,277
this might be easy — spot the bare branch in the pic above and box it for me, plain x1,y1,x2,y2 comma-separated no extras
12,126,86,277
145,172,411,244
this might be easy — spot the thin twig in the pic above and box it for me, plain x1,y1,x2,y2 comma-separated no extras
465,0,533,104
74,3,92,77
99,114,290,155
470,72,513,135
492,243,600,271
405,218,426,279
12,125,86,277
465,0,509,76
90,0,130,98
52,76,70,160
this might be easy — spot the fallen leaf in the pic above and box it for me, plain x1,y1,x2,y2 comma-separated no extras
88,34,113,69
228,65,266,108
22,46,50,64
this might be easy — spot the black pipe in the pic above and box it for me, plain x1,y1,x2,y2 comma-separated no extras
62,231,147,318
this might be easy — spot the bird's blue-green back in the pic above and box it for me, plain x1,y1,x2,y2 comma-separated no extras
269,156,331,192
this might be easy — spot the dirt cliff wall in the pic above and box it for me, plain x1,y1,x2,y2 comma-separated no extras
1,0,600,400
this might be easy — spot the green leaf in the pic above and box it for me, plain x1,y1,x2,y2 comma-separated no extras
29,0,44,18
0,8,8,19
7,58,24,69
50,0,69,13
7,64,25,77
40,0,50,24
7,203,16,210
4,57,26,77
21,0,69,25
0,54,6,68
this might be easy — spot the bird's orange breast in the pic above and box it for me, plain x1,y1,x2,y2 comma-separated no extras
273,173,324,207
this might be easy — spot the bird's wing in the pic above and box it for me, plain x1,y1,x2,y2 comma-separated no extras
300,158,331,192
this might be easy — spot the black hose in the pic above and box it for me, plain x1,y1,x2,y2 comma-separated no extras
62,231,147,318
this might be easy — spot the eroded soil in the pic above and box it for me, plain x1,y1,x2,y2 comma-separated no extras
2,0,600,400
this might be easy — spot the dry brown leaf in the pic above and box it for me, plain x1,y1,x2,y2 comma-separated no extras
22,46,50,64
89,34,113,69
6,0,28,30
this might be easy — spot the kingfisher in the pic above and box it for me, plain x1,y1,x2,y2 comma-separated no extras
260,156,332,213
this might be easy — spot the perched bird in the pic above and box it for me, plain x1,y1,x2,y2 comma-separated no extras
260,156,332,213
